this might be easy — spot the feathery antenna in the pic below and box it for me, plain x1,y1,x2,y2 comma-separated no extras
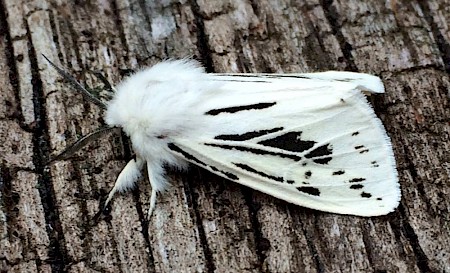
42,54,107,109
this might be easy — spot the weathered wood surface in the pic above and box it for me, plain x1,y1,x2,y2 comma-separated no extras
0,0,449,272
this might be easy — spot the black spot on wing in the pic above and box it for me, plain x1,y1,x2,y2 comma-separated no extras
312,157,332,164
361,192,372,198
305,144,333,164
352,131,359,136
233,163,283,183
333,170,345,175
304,171,312,179
297,186,320,196
258,132,316,152
376,197,382,201
287,180,295,184
349,178,366,183
371,161,379,167
205,102,276,115
205,143,302,161
355,145,369,154
215,127,284,141
350,184,364,189
168,143,206,166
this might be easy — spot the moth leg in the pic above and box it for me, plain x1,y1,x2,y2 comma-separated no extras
146,163,169,218
104,156,144,209
148,188,157,218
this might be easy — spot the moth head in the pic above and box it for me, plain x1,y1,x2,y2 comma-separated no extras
102,71,147,137
43,55,123,162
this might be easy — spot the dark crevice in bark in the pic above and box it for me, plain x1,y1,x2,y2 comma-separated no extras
393,205,432,273
321,0,358,71
418,1,450,73
302,216,325,273
25,17,70,273
183,168,217,273
242,190,269,272
188,0,215,73
111,0,131,63
0,0,27,129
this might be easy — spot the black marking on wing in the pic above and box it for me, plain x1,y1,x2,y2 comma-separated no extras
304,171,312,179
336,78,355,82
371,161,379,167
214,127,284,141
210,166,239,181
168,143,206,166
333,170,345,175
221,171,239,181
376,197,382,201
305,144,333,164
349,178,366,183
234,163,283,183
287,180,295,184
205,102,276,115
350,184,364,190
355,145,369,154
212,77,269,83
205,143,302,161
297,186,320,196
352,131,359,136
258,132,315,153
215,74,311,79
361,192,372,198
169,144,239,181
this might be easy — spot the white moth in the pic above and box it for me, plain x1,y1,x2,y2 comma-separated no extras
45,56,400,217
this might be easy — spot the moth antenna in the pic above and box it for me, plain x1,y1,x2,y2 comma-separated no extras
87,70,117,101
42,54,107,109
48,126,121,164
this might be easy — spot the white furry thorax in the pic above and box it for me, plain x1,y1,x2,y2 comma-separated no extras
105,60,214,163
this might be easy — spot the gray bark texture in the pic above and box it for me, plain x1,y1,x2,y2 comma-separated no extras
0,0,449,272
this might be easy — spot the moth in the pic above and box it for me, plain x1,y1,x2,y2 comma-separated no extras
44,56,400,217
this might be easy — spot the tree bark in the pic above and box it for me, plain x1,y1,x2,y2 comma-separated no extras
0,0,448,272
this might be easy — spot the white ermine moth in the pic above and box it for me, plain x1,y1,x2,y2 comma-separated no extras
44,55,400,217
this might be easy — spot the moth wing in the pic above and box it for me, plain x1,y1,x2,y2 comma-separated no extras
170,137,398,217
213,71,385,93
168,74,399,216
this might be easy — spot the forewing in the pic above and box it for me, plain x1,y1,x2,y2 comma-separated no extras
168,74,399,216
